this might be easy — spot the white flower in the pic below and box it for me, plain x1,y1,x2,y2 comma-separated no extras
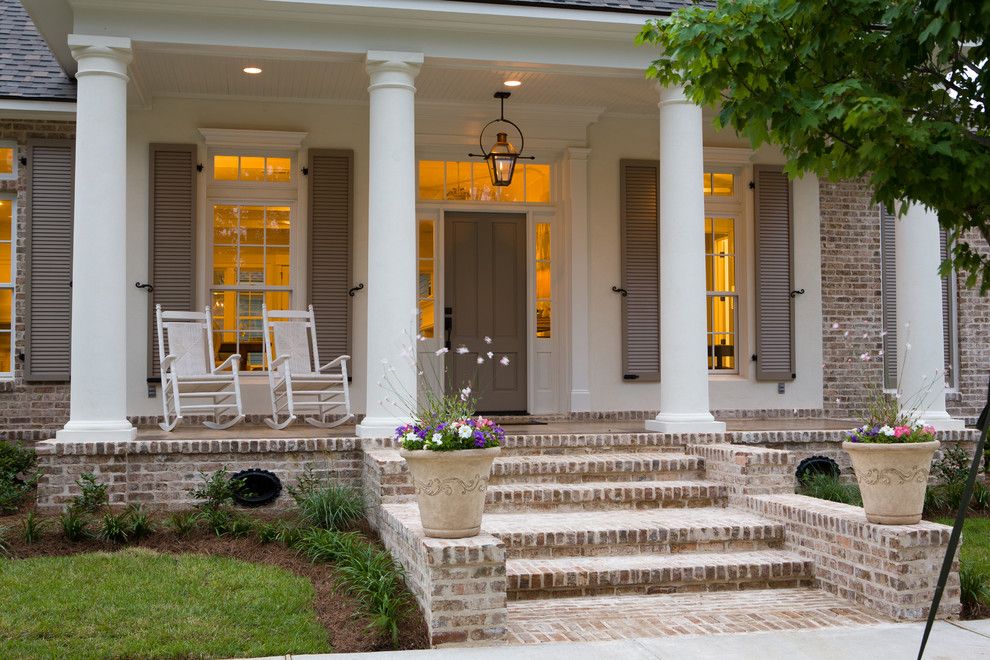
431,433,443,445
435,347,449,356
487,351,494,359
831,322,840,330
403,431,418,444
905,342,911,351
457,424,473,439
880,330,888,337
456,346,469,354
460,387,472,401
859,353,870,361
499,356,510,366
476,357,484,364
879,425,895,436
843,331,850,337
862,333,869,339
484,336,492,344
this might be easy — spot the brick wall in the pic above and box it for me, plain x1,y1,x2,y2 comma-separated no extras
33,436,361,511
819,179,886,418
949,230,990,421
0,119,75,440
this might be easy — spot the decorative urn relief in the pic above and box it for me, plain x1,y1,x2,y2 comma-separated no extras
399,447,500,538
843,440,939,525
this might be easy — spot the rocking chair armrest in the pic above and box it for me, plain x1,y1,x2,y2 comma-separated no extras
319,355,351,372
160,354,178,373
270,355,292,369
213,354,241,373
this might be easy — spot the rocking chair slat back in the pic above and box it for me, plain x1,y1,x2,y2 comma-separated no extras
163,322,212,376
272,321,314,375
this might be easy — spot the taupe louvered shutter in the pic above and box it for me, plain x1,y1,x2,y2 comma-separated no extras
880,205,897,390
939,228,957,388
619,159,660,381
753,165,794,381
148,144,197,379
308,149,353,360
25,140,74,381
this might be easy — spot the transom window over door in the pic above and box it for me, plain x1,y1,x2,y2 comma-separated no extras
211,204,291,370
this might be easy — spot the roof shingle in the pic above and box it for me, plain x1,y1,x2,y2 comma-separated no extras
0,0,75,101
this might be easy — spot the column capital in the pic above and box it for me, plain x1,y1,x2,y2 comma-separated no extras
366,51,423,92
68,34,132,81
657,83,692,107
565,146,592,161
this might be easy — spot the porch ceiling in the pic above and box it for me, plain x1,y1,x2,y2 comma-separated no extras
128,47,661,116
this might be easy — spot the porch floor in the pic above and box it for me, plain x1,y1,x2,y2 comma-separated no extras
133,416,857,441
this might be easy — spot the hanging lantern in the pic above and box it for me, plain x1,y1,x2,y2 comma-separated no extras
470,91,534,187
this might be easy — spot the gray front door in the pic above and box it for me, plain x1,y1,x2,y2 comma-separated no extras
444,212,527,413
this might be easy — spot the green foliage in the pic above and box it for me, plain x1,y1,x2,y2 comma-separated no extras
959,559,990,614
638,0,990,290
20,511,45,545
924,446,989,516
59,509,91,542
164,511,201,537
256,519,305,546
297,528,409,647
97,511,131,544
189,468,244,512
225,514,256,539
799,472,863,506
0,549,330,658
289,470,364,532
0,525,11,558
70,473,109,514
0,441,39,514
123,504,155,540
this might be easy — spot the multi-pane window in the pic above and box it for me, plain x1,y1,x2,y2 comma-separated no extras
417,219,435,339
418,160,551,204
0,144,15,180
536,223,551,338
704,169,738,372
213,154,292,183
211,204,291,369
0,198,12,375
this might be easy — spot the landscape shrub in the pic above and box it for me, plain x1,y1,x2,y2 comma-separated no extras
70,473,109,514
124,504,155,540
20,511,45,545
256,519,305,546
97,511,132,544
960,560,990,616
288,468,364,531
0,441,39,514
190,468,246,512
164,511,201,537
59,509,91,542
297,528,409,647
925,446,989,516
799,472,862,506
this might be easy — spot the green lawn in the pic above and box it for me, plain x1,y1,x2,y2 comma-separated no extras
936,516,990,571
0,548,331,659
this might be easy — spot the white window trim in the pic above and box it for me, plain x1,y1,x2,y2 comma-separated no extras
0,141,17,181
0,194,15,378
703,165,745,375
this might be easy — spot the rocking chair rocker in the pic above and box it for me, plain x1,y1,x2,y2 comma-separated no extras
262,305,352,429
156,305,245,431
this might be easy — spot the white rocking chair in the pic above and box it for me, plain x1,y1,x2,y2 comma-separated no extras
262,305,352,430
156,305,245,432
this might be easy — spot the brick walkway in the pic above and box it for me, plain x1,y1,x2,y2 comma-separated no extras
505,588,890,644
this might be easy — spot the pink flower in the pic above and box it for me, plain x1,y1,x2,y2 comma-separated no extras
923,425,937,435
893,426,910,437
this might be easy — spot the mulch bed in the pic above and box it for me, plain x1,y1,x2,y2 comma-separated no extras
0,511,430,653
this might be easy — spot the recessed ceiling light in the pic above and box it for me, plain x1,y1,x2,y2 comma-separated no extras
503,80,522,87
243,66,263,75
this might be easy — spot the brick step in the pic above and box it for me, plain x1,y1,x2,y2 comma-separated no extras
486,480,726,512
505,588,889,644
505,550,814,600
482,508,785,558
499,432,718,455
489,452,705,485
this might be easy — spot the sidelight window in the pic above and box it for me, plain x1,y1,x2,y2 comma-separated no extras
0,197,13,375
417,219,436,339
536,223,551,338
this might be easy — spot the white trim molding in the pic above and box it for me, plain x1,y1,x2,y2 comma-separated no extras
198,128,309,149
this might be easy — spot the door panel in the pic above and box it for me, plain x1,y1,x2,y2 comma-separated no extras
445,212,527,412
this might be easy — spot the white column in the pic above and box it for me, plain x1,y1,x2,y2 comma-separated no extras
895,203,965,430
56,35,135,442
645,85,725,434
356,51,423,438
566,147,592,412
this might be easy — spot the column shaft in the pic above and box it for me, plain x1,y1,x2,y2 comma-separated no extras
567,147,592,412
56,35,135,442
646,85,724,434
895,204,964,430
356,51,423,438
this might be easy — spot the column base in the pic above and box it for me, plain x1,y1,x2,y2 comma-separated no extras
645,413,726,434
357,415,413,439
569,389,591,412
914,411,967,431
55,420,136,442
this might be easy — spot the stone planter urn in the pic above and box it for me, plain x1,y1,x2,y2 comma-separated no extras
399,447,500,539
843,440,939,525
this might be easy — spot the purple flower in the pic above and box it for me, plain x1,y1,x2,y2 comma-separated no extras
474,437,485,448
